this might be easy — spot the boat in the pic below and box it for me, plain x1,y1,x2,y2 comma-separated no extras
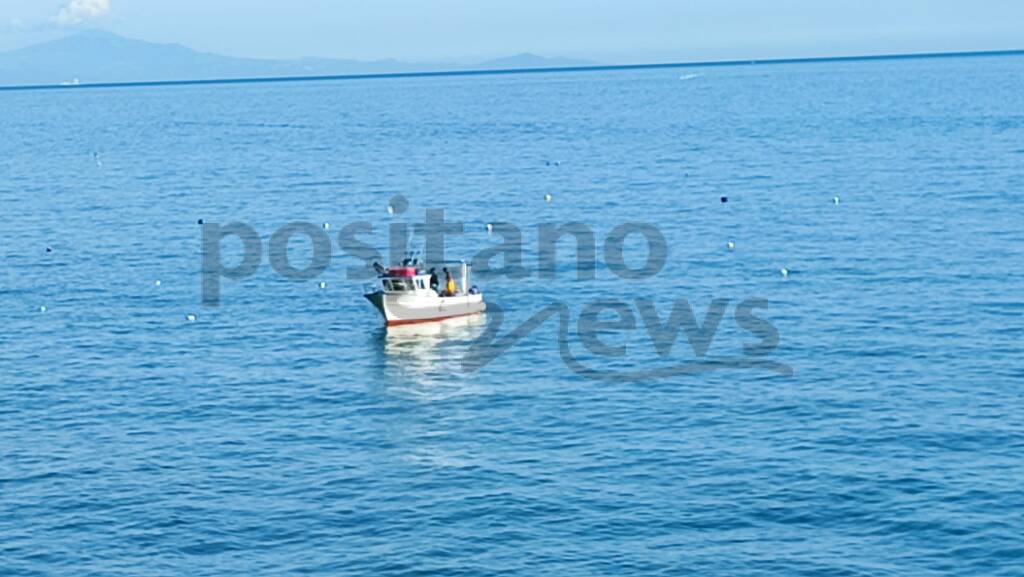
364,257,486,326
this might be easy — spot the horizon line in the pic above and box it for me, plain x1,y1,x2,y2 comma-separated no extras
1,47,1022,93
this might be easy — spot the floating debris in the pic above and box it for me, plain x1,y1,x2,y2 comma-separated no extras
318,281,327,289
39,305,47,313
197,218,204,225
387,195,409,216
720,196,728,203
780,268,790,278
154,280,162,287
544,194,553,203
45,246,53,253
727,241,736,250
185,313,197,322
322,222,330,230
486,223,494,234
833,196,841,205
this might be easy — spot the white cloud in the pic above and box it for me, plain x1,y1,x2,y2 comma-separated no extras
55,0,111,26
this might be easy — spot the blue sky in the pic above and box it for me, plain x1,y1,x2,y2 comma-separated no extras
1,0,1022,62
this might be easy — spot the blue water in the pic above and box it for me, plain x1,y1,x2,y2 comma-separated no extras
2,55,1023,575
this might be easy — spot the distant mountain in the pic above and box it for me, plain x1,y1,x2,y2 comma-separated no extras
0,30,599,86
476,52,597,69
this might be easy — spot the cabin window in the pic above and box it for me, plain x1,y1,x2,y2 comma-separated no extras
382,280,392,291
416,279,425,289
390,279,412,292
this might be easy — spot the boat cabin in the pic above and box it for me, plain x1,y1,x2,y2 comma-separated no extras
381,271,434,295
376,262,473,297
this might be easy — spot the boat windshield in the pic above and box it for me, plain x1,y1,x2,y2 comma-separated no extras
385,278,413,292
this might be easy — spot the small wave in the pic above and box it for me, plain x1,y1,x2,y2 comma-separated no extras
678,73,702,81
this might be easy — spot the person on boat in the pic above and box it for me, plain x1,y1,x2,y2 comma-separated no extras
443,267,456,296
429,268,439,293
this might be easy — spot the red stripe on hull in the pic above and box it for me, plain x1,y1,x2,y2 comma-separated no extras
385,312,481,326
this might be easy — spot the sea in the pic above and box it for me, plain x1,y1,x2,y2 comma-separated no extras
1,54,1023,576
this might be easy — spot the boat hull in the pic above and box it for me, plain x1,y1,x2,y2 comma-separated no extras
365,292,486,326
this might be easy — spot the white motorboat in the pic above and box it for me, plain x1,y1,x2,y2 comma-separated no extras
364,259,485,326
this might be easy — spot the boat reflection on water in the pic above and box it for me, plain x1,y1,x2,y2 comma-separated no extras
374,313,488,398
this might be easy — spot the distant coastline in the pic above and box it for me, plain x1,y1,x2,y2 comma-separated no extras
1,48,1021,93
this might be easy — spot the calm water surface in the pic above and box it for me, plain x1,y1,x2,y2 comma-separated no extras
1,55,1023,576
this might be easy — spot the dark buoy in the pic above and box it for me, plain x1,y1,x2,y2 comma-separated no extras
720,196,728,203
46,246,53,253
197,218,204,225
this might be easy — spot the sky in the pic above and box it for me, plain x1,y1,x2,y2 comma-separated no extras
1,0,1022,63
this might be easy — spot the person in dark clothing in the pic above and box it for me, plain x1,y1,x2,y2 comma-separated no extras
428,268,439,293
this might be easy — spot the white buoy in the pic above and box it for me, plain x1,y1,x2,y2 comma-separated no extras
727,241,735,250
318,281,327,289
486,223,493,234
39,305,47,313
833,196,840,205
322,222,330,230
780,268,790,278
185,313,197,322
154,280,162,287
544,193,553,203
